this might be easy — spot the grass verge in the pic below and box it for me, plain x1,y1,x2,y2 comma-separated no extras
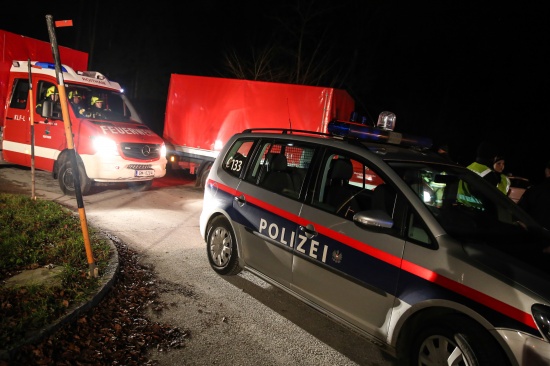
0,193,112,351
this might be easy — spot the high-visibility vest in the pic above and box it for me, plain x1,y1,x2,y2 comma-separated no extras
456,162,490,210
468,162,492,177
497,174,511,195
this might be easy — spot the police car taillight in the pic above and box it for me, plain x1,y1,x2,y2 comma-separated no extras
327,112,432,149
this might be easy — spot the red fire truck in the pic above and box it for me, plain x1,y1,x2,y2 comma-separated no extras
0,29,167,195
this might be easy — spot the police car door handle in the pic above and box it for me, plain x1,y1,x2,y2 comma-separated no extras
234,194,246,207
300,224,317,238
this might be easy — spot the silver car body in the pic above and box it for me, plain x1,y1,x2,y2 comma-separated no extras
200,122,550,365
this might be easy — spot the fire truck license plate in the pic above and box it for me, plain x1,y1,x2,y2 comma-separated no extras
135,170,154,177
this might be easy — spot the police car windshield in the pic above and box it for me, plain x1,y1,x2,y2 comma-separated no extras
390,162,550,273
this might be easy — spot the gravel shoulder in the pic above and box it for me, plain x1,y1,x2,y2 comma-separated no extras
0,166,397,366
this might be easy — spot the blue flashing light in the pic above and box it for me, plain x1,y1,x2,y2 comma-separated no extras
34,62,68,72
328,120,433,149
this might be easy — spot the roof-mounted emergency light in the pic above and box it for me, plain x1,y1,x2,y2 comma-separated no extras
377,111,396,131
328,112,432,149
33,62,68,72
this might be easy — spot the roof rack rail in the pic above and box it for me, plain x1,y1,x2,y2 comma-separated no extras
241,127,331,138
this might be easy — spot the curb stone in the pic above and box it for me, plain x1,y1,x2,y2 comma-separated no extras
0,230,119,361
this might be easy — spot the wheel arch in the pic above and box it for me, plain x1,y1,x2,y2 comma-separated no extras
392,301,512,364
204,212,244,265
53,149,86,179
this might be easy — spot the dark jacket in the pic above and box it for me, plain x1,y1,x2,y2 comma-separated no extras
518,177,550,230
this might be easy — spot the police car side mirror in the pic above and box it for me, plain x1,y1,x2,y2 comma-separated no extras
353,210,394,230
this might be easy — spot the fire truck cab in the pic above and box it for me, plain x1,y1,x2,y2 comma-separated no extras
1,60,167,195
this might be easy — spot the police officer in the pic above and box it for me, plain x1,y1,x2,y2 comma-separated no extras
467,141,501,186
457,141,501,208
493,155,511,195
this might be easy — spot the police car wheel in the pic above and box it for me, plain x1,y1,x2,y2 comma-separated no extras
58,160,92,196
206,216,242,275
406,315,508,366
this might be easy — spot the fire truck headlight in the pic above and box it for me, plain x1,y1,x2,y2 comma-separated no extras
92,136,119,156
160,144,166,158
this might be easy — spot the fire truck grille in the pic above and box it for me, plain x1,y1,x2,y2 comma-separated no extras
120,143,161,160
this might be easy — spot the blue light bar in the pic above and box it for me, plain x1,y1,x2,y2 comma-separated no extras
328,120,433,149
34,62,68,72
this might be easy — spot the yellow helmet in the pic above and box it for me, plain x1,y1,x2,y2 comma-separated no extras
46,86,58,97
68,90,81,99
91,96,103,105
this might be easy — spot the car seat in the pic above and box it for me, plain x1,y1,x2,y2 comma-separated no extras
325,159,361,217
371,184,396,217
262,154,295,196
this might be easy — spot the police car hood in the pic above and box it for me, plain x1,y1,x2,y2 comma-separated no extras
462,230,550,301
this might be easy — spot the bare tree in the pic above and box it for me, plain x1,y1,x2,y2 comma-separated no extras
223,45,287,81
221,0,356,87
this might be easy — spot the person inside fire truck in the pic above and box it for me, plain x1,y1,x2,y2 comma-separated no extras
86,96,109,118
68,89,86,116
36,85,60,115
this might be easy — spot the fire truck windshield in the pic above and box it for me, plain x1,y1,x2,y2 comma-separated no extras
65,84,141,123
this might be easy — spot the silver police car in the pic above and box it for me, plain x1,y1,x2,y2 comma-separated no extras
199,116,550,366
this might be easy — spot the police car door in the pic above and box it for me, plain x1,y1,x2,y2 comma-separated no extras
235,139,313,287
291,150,406,339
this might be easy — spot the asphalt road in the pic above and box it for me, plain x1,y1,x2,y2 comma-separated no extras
0,164,397,366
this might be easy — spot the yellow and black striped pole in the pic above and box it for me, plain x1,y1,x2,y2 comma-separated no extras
27,60,36,200
46,15,97,278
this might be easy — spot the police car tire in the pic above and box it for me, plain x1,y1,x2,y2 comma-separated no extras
58,160,92,197
128,180,153,192
206,216,242,276
406,314,509,366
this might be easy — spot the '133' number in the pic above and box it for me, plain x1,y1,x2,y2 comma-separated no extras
231,159,242,172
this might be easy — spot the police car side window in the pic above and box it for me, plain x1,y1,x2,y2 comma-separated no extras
406,211,433,246
222,139,254,178
242,140,315,199
313,152,384,219
244,142,273,185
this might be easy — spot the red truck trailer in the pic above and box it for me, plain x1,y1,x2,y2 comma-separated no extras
163,74,355,187
0,29,167,195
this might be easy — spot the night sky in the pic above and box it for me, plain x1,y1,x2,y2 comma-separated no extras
3,1,550,182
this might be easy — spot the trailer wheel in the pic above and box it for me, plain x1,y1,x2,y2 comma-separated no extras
199,164,212,190
128,180,153,192
58,160,92,196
